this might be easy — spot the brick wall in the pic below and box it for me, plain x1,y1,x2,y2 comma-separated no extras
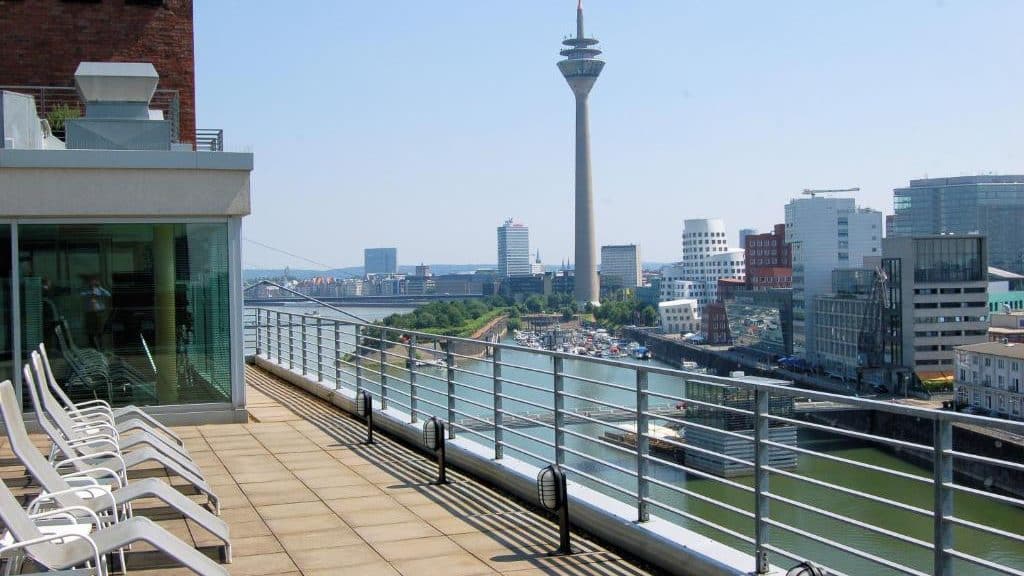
0,0,195,142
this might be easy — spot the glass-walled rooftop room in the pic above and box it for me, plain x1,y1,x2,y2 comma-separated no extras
2,221,236,413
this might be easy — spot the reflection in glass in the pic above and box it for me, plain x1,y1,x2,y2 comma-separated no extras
18,223,230,408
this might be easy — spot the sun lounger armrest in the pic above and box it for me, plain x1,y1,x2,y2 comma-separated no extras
0,531,102,571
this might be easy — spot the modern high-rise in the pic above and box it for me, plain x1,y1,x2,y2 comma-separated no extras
558,1,603,305
497,219,531,278
738,228,758,249
884,235,989,377
891,175,1024,273
364,248,397,276
675,218,745,307
785,196,882,360
600,244,641,289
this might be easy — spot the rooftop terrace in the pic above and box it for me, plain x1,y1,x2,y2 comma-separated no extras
2,365,657,576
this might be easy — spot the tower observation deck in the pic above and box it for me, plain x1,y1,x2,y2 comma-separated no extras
559,0,604,306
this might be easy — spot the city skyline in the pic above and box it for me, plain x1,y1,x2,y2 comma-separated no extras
192,2,1024,269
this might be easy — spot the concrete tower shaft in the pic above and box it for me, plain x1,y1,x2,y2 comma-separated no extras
559,1,604,306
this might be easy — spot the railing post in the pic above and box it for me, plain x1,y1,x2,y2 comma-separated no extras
301,315,308,376
254,309,262,356
316,317,323,382
354,325,363,398
276,311,282,364
446,341,456,439
753,388,770,574
334,322,341,390
288,313,295,370
408,335,418,423
933,418,953,576
554,356,565,466
493,347,503,460
635,368,650,523
380,328,388,410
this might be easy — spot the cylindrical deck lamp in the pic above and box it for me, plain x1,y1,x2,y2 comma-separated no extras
422,416,447,484
356,389,373,444
537,463,572,555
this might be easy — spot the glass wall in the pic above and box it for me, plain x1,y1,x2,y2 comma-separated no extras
913,237,984,283
0,226,11,388
18,222,231,408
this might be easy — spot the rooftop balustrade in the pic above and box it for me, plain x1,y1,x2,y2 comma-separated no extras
244,305,1024,576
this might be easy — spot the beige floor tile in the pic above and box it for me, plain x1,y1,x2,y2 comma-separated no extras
356,521,442,544
339,506,421,527
371,535,465,562
290,542,385,571
256,500,333,520
392,552,496,576
227,535,283,557
221,552,297,575
303,561,400,576
277,527,364,552
265,512,346,535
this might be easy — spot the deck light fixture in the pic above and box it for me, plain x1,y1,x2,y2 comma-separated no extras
422,416,447,484
356,389,373,443
537,464,572,555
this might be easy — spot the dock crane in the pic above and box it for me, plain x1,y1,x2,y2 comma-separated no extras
802,187,860,198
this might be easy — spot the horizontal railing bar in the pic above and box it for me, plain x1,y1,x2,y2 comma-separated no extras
559,371,637,393
495,359,553,377
763,518,930,576
947,515,1024,545
497,424,556,448
764,465,932,517
559,462,638,499
761,439,932,485
644,411,755,443
496,393,551,413
764,491,932,550
383,396,411,411
645,497,756,545
560,409,645,433
649,433,755,468
415,396,448,412
449,394,492,412
767,413,934,453
558,444,638,477
450,365,494,380
560,426,638,457
414,370,449,385
761,544,838,575
492,375,553,395
643,476,755,520
496,409,556,431
945,548,1024,576
643,453,755,493
645,389,755,416
450,380,494,396
447,422,497,444
449,349,491,362
448,406,492,426
946,482,1024,507
556,390,635,413
947,449,1024,473
497,441,552,465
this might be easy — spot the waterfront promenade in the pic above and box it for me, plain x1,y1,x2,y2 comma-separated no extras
1,365,656,576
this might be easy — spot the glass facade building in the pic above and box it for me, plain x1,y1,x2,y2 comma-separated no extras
892,176,1024,273
364,247,397,275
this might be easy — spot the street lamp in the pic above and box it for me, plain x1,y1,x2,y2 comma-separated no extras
537,464,572,555
422,416,447,484
356,389,373,444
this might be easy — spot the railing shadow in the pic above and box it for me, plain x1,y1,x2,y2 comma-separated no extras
246,365,661,575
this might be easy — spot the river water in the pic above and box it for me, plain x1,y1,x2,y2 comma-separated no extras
254,305,1024,575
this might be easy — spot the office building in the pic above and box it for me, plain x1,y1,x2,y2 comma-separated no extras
364,248,397,276
955,341,1024,420
497,219,531,278
723,289,794,356
988,311,1024,344
0,63,252,423
813,269,877,380
600,244,642,289
785,196,882,360
658,299,700,335
883,235,989,379
414,264,432,277
677,218,745,307
891,175,1024,273
744,224,792,290
558,2,604,304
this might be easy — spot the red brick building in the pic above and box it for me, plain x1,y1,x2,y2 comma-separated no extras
0,0,195,143
744,223,792,290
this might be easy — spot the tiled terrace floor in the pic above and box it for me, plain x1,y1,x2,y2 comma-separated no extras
2,366,659,575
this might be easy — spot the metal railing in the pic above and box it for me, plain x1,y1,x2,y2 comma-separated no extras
0,85,182,143
195,128,223,152
244,306,1024,576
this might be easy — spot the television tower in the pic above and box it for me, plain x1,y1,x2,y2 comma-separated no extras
559,0,604,305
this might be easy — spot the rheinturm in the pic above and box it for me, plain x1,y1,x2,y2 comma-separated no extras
559,0,604,306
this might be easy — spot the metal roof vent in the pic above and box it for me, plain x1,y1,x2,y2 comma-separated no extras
65,62,171,150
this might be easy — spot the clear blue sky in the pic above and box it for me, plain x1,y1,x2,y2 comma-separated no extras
194,1,1024,270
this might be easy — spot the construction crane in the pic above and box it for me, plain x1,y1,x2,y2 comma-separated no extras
802,187,860,198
